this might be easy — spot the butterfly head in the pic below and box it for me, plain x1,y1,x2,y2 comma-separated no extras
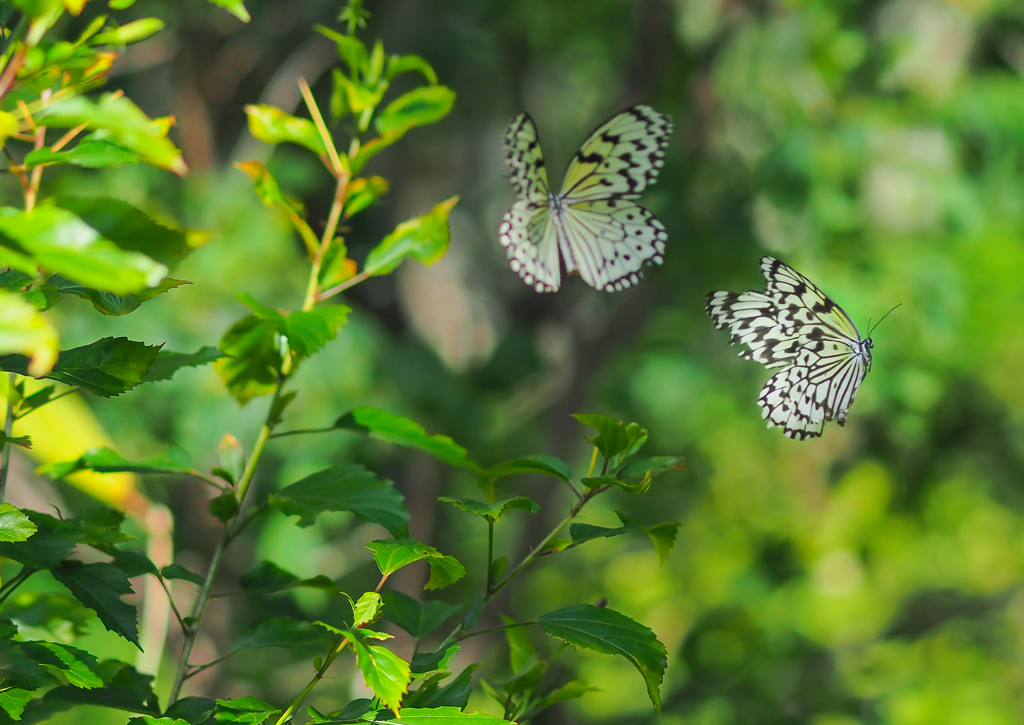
861,337,874,372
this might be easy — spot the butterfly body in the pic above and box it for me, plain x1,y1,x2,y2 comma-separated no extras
499,105,672,293
706,256,874,440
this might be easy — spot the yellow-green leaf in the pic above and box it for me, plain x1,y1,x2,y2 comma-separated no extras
363,197,457,277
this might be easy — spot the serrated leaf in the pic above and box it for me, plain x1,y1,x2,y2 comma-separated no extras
646,522,680,566
0,337,160,397
110,547,158,577
39,445,193,480
144,346,225,382
350,638,410,715
538,604,667,710
354,592,383,627
51,275,187,317
0,687,33,719
52,561,139,648
411,643,460,675
0,204,167,295
208,492,239,522
37,93,186,175
0,503,37,543
403,664,478,710
24,136,140,169
232,617,334,653
617,456,684,484
245,104,326,156
503,614,535,674
213,696,279,725
381,590,459,639
271,463,409,537
439,496,538,522
164,697,217,725
333,406,476,470
239,560,334,594
54,196,199,268
363,197,457,277
0,510,127,570
366,539,465,590
160,564,204,586
127,717,190,725
33,641,103,689
0,291,58,376
215,314,279,404
41,660,160,714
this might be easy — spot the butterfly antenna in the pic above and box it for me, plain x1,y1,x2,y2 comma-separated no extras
867,303,902,337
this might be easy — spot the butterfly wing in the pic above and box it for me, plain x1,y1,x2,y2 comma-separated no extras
559,105,672,202
500,113,560,292
553,105,672,291
708,256,870,439
558,199,668,291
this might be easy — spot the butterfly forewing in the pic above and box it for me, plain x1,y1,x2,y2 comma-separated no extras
503,113,550,204
559,106,672,202
707,256,872,440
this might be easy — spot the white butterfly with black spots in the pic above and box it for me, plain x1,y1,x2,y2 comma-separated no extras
706,256,876,440
499,105,672,293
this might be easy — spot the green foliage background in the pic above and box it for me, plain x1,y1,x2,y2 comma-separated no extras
12,0,1024,723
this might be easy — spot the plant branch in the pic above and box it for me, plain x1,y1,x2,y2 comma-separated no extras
274,635,350,725
0,373,14,503
0,566,36,606
184,651,237,680
268,425,338,439
485,519,495,594
316,269,369,302
15,387,79,420
156,574,188,636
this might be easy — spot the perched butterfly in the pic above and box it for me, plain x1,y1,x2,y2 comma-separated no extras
499,105,673,293
706,257,890,440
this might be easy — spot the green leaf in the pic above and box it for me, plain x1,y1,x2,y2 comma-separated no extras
332,72,387,114
580,475,649,494
349,637,410,715
235,161,320,256
41,660,160,714
439,496,539,522
127,717,189,725
572,414,648,467
354,592,383,627
646,522,681,566
476,455,571,501
411,643,460,676
160,564,204,586
164,697,217,725
366,539,466,590
350,126,407,173
570,512,679,564
24,136,141,169
54,196,200,268
271,463,410,537
0,205,166,295
315,27,367,76
343,176,389,218
143,346,225,382
334,406,476,470
208,492,239,522
92,17,165,45
52,561,139,648
375,85,456,135
215,433,245,484
392,707,509,725
109,548,158,577
0,337,160,397
381,590,459,638
239,561,335,594
403,665,478,709
0,688,33,720
363,197,457,277
503,614,535,674
386,54,438,84
0,291,58,376
245,104,326,157
536,678,598,709
232,617,334,653
39,446,193,480
207,0,250,22
490,556,507,583
616,456,685,484
0,512,80,569
32,641,103,689
36,93,187,175
213,697,279,725
235,294,351,360
538,604,667,710
215,314,279,404
51,276,187,317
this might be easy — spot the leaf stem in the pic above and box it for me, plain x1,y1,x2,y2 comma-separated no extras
0,373,14,502
456,619,536,641
316,270,369,302
274,636,350,725
156,574,188,636
485,518,495,594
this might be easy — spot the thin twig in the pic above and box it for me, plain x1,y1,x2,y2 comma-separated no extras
455,619,537,641
0,373,15,503
156,574,188,636
0,567,36,605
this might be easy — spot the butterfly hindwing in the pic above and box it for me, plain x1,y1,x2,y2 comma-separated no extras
708,256,872,440
560,199,667,291
499,199,560,293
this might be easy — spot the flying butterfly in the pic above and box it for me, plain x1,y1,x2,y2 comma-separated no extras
499,105,673,293
706,257,894,440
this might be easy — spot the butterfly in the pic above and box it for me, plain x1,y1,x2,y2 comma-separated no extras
499,105,673,293
706,256,890,440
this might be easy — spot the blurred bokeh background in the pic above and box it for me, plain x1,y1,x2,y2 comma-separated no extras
10,0,1024,723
